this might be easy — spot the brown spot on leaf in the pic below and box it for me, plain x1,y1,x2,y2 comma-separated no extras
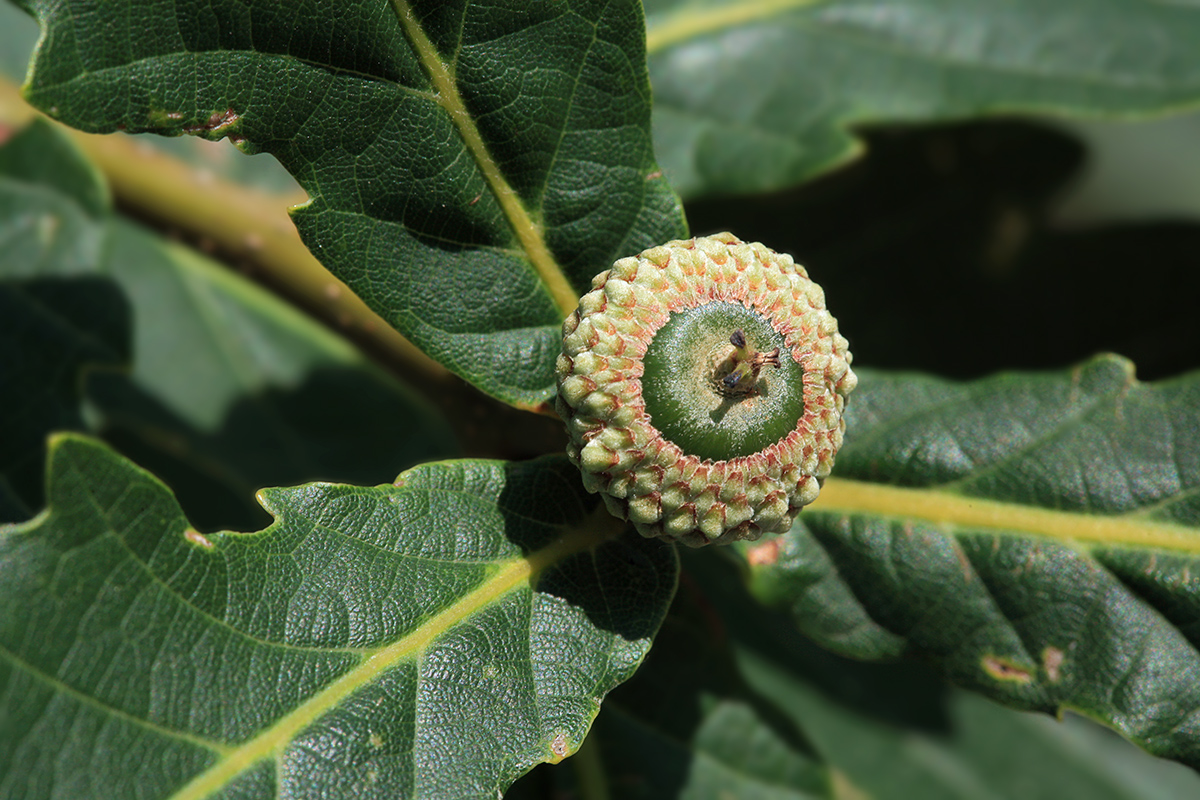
646,169,663,181
516,398,561,419
184,107,240,136
184,529,213,549
549,732,571,762
746,538,780,566
982,655,1032,683
1042,646,1065,682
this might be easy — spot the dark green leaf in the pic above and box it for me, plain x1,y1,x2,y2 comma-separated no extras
508,561,838,800
14,0,688,407
0,120,122,519
687,544,1200,800
0,120,459,529
740,355,1200,767
514,546,1200,799
741,653,1200,800
645,0,1200,199
579,571,834,800
0,436,678,798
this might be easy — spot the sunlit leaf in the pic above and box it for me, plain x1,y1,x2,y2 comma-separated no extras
14,0,688,407
741,356,1200,767
0,436,677,798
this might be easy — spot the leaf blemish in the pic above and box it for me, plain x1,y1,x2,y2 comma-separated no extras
1042,646,1065,682
549,732,571,761
184,528,213,549
982,655,1032,683
746,539,780,566
369,732,384,749
184,107,239,136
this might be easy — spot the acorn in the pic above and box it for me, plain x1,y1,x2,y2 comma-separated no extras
555,233,856,547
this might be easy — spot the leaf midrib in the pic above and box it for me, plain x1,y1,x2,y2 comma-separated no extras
645,0,1189,97
645,0,823,54
164,524,613,800
813,478,1200,553
387,0,579,318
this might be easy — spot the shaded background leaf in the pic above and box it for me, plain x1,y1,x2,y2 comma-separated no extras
686,120,1200,383
561,568,835,800
645,0,1200,200
740,357,1200,766
0,120,458,529
13,0,688,407
510,548,1200,799
0,437,678,799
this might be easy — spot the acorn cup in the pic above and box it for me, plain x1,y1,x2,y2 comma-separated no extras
555,232,857,547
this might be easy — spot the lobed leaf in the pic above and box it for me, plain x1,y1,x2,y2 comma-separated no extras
644,0,1200,199
13,0,689,408
740,355,1200,767
0,436,678,799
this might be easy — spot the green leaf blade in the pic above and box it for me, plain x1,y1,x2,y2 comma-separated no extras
17,0,688,407
645,0,1200,199
0,119,461,531
742,356,1200,767
0,437,677,799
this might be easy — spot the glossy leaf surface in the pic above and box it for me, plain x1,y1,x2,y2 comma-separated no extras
0,436,677,798
742,356,1200,767
644,0,1200,198
14,0,688,407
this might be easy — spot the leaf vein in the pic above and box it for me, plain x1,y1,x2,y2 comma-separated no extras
387,0,578,317
0,642,230,754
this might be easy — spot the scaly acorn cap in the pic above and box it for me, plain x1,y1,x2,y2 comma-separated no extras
555,232,857,547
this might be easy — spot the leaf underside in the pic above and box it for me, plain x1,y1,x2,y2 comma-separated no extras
0,436,678,799
743,355,1200,768
14,0,689,407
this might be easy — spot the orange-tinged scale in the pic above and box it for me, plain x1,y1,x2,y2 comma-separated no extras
555,233,856,547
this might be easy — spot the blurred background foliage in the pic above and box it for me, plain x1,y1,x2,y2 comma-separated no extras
5,1,1200,795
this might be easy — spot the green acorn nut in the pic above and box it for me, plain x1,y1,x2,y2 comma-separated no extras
555,232,856,547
